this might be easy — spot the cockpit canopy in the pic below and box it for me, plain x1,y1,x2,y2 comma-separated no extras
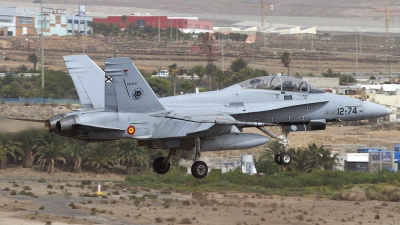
235,76,325,93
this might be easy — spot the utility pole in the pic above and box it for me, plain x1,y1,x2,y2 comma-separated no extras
170,19,172,42
261,0,265,28
176,19,178,42
221,34,224,72
40,0,44,89
355,33,358,79
158,15,160,42
82,17,85,54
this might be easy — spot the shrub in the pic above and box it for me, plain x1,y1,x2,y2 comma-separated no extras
143,194,158,200
180,218,192,224
166,217,176,222
81,180,91,185
39,206,45,210
38,178,46,183
19,190,34,196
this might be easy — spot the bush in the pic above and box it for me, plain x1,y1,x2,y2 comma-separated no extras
81,180,91,185
38,178,46,183
19,190,34,196
180,218,192,224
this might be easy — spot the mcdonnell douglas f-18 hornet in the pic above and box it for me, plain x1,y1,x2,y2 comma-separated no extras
44,55,391,179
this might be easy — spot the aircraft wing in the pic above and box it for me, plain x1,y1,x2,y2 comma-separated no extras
165,112,236,123
240,99,329,113
151,112,237,138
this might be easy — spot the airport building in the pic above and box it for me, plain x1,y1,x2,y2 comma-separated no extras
92,14,214,34
35,8,68,36
1,5,91,36
66,15,92,35
0,6,36,36
213,25,317,43
335,147,400,172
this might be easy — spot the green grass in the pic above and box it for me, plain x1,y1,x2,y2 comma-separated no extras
124,168,400,198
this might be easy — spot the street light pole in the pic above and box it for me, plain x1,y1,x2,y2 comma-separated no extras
341,124,343,146
158,15,160,42
25,38,29,54
391,63,393,84
40,0,44,89
355,33,358,79
318,41,321,74
82,17,85,54
386,40,389,78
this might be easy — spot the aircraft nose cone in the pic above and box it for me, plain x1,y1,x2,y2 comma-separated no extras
387,108,393,115
363,101,392,119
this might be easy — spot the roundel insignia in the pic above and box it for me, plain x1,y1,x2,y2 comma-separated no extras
127,126,136,135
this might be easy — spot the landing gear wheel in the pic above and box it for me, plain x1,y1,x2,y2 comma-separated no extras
191,161,208,179
280,153,291,166
153,157,170,174
274,153,282,165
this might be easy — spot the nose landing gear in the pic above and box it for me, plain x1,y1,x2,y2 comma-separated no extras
259,125,292,166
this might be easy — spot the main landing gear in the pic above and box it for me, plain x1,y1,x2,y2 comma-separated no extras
152,138,209,179
258,125,292,166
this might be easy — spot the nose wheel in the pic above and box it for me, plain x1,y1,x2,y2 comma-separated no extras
279,152,291,165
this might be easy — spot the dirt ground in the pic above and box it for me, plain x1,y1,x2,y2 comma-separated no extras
1,167,400,225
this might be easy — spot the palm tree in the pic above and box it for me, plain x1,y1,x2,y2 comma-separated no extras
34,135,67,174
87,21,97,34
305,143,322,168
84,142,118,174
192,65,205,83
168,63,178,95
115,140,149,175
286,147,316,173
280,51,291,75
17,133,38,168
260,140,282,160
27,53,39,70
0,143,7,169
66,139,89,173
318,148,341,171
120,15,128,27
0,140,21,169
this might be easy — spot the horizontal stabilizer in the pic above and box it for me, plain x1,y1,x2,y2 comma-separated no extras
8,118,46,123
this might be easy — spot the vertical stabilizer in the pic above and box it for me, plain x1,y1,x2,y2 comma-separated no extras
63,55,105,109
104,57,165,113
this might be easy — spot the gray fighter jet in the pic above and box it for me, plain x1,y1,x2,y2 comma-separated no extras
45,55,391,179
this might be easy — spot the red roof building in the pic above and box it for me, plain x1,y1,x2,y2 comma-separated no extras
92,15,213,34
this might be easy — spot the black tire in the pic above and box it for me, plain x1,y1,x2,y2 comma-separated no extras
153,157,170,174
274,153,282,165
191,161,208,179
280,153,291,166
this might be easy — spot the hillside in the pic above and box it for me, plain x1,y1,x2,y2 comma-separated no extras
6,0,400,20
